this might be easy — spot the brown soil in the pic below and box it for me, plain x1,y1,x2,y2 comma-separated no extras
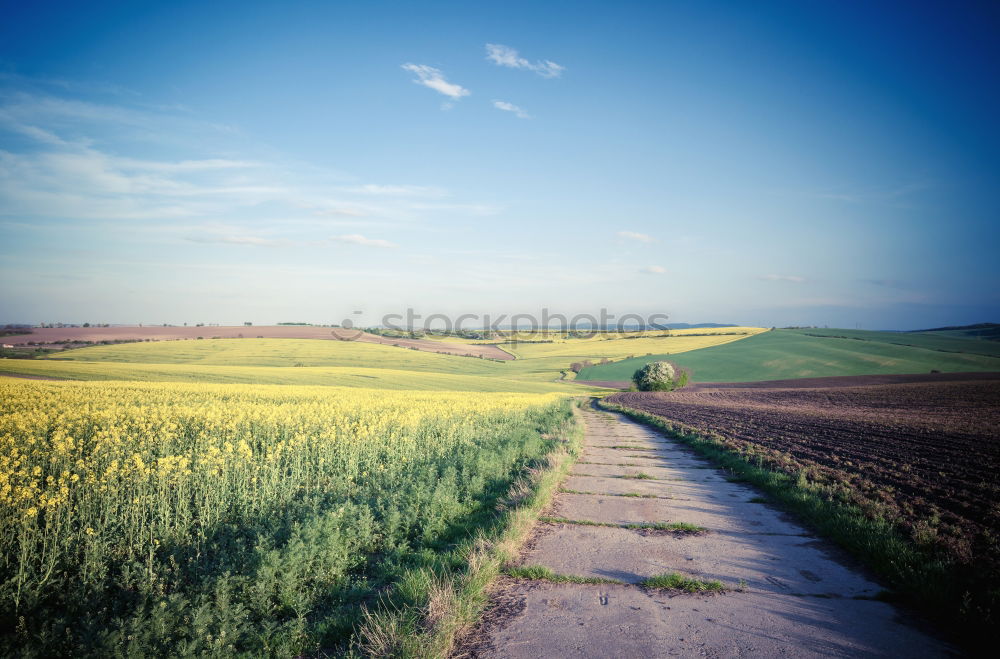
5,326,514,360
608,373,1000,566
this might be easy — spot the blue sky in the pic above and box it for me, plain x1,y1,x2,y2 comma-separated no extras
1,0,998,329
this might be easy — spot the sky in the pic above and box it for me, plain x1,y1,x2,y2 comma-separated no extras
1,0,998,330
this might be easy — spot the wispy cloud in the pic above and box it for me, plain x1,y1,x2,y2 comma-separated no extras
400,64,470,99
639,265,667,275
0,87,498,228
485,44,564,78
492,100,530,119
331,233,396,248
759,274,806,283
618,230,654,243
341,183,445,197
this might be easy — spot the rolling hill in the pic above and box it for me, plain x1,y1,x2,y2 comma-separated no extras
577,328,1000,384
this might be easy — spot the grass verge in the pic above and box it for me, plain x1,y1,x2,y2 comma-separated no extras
505,565,622,585
354,400,585,657
599,399,985,651
641,572,725,593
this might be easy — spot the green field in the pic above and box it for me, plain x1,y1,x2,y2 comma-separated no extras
792,327,1000,358
577,328,1000,383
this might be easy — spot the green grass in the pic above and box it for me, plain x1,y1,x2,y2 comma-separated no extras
641,572,725,592
505,565,622,585
578,328,1000,383
620,472,653,479
304,401,586,658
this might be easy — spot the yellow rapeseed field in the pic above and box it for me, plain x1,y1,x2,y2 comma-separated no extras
0,377,568,655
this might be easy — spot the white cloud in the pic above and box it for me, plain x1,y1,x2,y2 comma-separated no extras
331,233,396,248
485,44,564,78
759,274,806,283
639,265,667,275
493,100,530,119
342,183,445,197
618,230,654,243
401,64,470,99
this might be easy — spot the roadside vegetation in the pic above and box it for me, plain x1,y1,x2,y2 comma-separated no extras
641,572,725,593
0,379,577,656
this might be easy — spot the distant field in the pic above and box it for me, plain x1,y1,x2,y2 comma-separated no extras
913,323,1000,341
2,325,512,359
0,359,582,393
788,327,1000,358
505,327,765,361
1,331,763,388
578,328,1000,383
49,338,504,373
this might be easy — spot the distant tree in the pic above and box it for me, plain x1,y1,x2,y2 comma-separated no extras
244,322,252,326
632,361,688,392
82,322,90,328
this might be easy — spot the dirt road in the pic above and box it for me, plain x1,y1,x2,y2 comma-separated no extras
458,405,952,657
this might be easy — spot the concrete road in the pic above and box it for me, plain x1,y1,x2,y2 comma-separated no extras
458,405,955,658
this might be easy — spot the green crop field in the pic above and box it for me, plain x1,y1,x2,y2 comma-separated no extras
786,328,1000,358
577,328,1000,383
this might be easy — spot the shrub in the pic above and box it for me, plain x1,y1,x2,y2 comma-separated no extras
632,361,687,391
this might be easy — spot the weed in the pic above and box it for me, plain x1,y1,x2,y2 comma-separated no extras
641,572,725,593
506,565,622,585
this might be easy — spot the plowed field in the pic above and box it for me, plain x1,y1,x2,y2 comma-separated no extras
608,373,1000,564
